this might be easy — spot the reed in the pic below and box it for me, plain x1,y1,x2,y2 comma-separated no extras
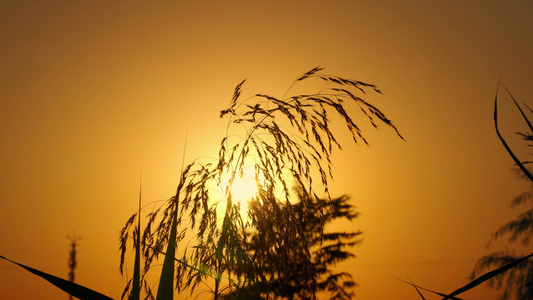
399,81,533,299
119,66,402,299
0,67,402,300
468,83,533,300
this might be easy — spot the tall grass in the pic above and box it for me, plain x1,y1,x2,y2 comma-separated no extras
119,66,403,299
399,81,533,299
1,67,402,300
468,83,533,300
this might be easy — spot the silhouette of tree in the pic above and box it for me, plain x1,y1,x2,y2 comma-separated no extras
223,190,361,300
119,67,402,299
470,84,533,300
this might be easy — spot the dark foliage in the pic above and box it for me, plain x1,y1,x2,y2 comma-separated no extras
223,191,362,300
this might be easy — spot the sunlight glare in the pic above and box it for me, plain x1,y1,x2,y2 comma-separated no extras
229,171,258,204
220,168,259,221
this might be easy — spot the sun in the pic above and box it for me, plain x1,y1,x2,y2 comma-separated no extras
230,174,258,203
220,169,258,220
218,167,264,220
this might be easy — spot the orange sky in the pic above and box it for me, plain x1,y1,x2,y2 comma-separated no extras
1,1,532,299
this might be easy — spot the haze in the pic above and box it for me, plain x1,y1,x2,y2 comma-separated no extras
1,1,532,299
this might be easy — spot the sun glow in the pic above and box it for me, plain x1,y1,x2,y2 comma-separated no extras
230,170,257,206
219,167,262,220
230,175,258,203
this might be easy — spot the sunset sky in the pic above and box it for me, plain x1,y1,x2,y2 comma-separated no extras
1,1,533,299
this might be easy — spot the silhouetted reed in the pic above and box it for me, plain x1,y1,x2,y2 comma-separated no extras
469,83,533,300
0,66,403,300
400,81,533,300
119,66,402,299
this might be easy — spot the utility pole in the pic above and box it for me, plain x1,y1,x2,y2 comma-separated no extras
67,231,81,300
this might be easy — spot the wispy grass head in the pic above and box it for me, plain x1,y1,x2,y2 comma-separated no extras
119,67,403,299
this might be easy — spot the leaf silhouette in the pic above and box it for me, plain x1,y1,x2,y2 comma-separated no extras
494,82,533,183
442,252,533,299
0,254,114,300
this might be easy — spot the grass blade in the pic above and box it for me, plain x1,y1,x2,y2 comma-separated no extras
409,277,426,300
441,252,533,299
494,83,533,183
156,203,178,300
130,176,142,300
0,254,114,300
394,276,463,300
502,84,533,133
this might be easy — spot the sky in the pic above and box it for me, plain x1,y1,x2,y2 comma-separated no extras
1,1,532,299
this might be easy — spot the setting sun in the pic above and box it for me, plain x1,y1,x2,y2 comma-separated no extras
230,174,258,203
222,169,259,219
1,1,532,299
